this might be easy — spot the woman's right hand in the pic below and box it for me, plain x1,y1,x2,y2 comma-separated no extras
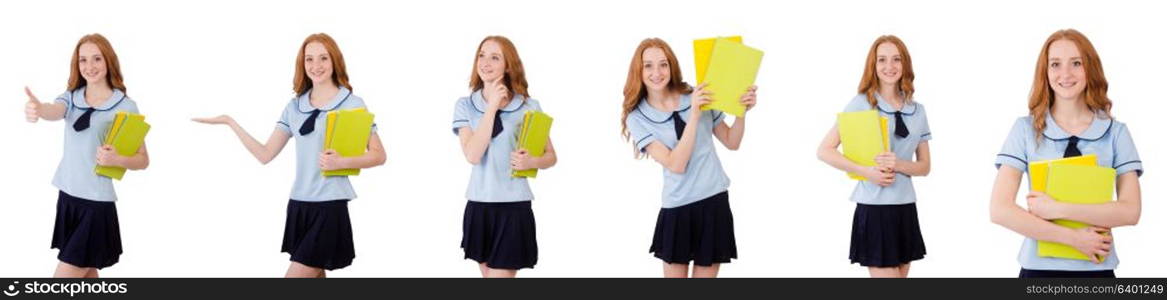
1067,226,1113,264
485,77,509,110
860,165,895,187
25,86,41,123
191,115,235,125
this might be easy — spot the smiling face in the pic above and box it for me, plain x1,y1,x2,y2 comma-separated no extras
874,42,903,87
77,42,108,86
302,42,334,86
476,39,506,83
640,47,671,93
1046,39,1087,101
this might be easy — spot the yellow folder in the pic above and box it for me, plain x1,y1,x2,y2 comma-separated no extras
693,36,742,83
1037,163,1115,261
1027,154,1097,192
322,108,374,177
837,110,889,180
698,38,763,118
512,110,553,178
95,112,150,180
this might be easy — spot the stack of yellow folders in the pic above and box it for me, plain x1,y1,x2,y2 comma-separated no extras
95,112,150,180
692,36,763,117
322,108,375,177
836,110,889,180
512,110,553,178
1029,155,1115,261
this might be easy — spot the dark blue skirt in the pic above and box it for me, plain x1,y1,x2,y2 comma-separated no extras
461,200,538,270
849,202,926,267
51,190,122,269
1019,268,1116,278
650,191,737,266
281,199,355,271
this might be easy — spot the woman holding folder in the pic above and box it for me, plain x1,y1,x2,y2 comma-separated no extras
989,29,1142,278
816,35,931,278
621,38,757,278
193,33,386,278
452,36,557,278
23,33,149,278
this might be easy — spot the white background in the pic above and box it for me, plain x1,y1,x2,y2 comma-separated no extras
0,0,1163,277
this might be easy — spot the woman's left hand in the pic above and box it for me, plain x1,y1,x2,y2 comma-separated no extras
1026,191,1062,220
740,85,758,112
511,149,534,171
95,145,121,167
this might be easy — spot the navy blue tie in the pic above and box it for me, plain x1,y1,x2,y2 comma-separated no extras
672,111,686,140
490,110,503,139
299,109,321,135
894,111,909,138
72,108,96,132
1063,136,1082,158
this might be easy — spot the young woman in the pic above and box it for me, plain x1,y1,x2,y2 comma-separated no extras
816,35,931,278
621,38,757,278
24,33,149,278
989,29,1141,278
452,35,557,278
192,33,386,278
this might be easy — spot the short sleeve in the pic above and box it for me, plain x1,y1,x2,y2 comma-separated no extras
626,114,656,153
350,97,377,133
917,103,932,141
276,102,293,135
54,92,72,119
842,94,873,113
452,98,472,135
995,118,1030,172
712,110,726,125
121,100,140,114
1111,123,1143,177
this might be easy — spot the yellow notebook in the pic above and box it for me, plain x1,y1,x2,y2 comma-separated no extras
837,110,889,180
1037,163,1115,261
693,36,742,83
95,112,150,180
512,111,553,178
699,38,763,118
1027,154,1098,192
322,108,374,177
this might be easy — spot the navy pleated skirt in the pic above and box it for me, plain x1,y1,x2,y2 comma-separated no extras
51,190,122,269
461,200,538,270
849,202,926,267
281,199,355,271
649,191,737,266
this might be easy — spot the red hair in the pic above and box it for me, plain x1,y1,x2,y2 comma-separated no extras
857,35,914,106
469,36,529,100
1027,29,1111,142
620,38,692,157
293,33,352,95
67,34,127,94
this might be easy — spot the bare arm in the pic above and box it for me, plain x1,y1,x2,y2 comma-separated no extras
990,165,1113,263
192,115,290,164
24,87,67,122
324,132,387,170
712,117,745,150
816,125,894,185
894,141,931,177
1039,172,1141,228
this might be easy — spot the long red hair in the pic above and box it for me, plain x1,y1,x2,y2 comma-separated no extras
293,33,352,95
469,36,529,100
621,38,692,157
857,35,914,106
67,34,127,94
1028,29,1111,142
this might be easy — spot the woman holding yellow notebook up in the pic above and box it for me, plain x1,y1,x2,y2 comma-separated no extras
621,38,757,278
816,35,932,278
23,33,150,278
989,29,1142,278
451,36,557,278
193,33,386,278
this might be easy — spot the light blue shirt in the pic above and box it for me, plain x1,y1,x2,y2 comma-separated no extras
51,87,138,202
842,94,932,205
451,90,541,203
995,112,1142,271
275,87,376,202
625,94,730,209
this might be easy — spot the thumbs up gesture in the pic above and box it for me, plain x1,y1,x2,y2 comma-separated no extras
25,86,41,123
